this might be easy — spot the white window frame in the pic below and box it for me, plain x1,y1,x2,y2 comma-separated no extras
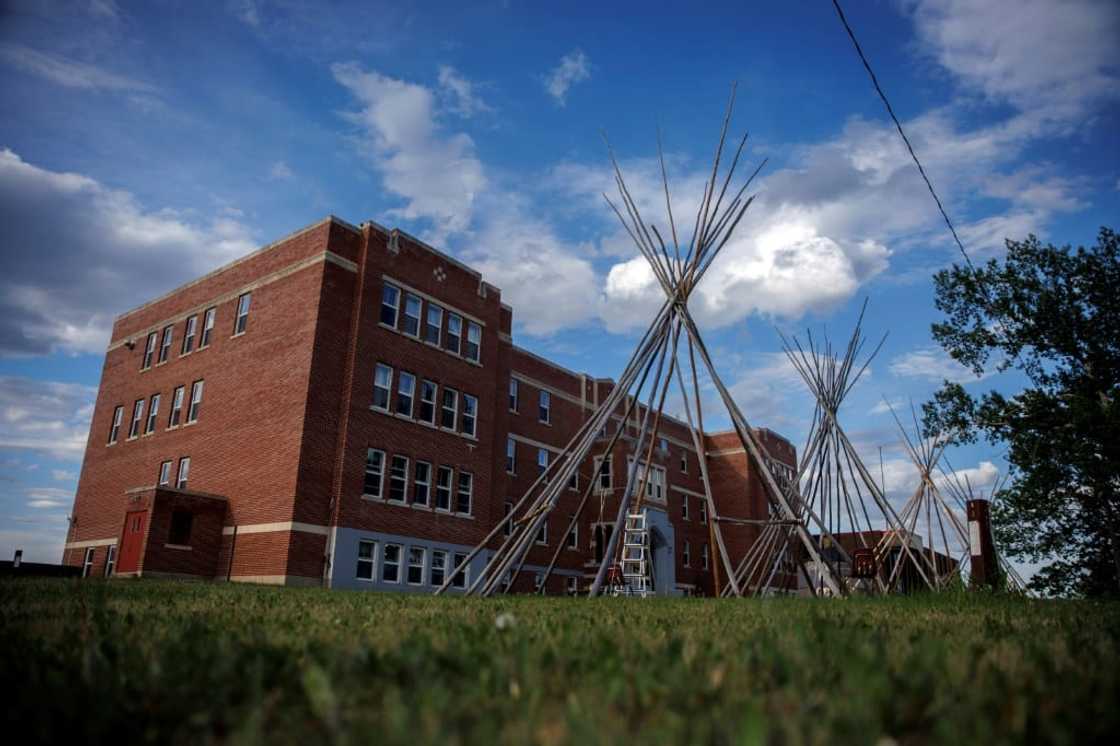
168,386,184,428
536,518,548,546
158,460,172,487
388,455,409,503
381,543,402,583
141,332,157,370
533,572,544,592
537,448,549,475
628,458,666,503
418,379,437,424
435,466,453,511
158,324,173,364
144,393,160,434
566,575,579,596
424,303,443,345
594,456,612,492
451,551,468,589
363,448,385,498
413,460,431,506
456,470,473,515
440,388,458,430
446,313,462,354
402,293,422,337
396,371,416,417
682,494,690,521
683,540,691,568
567,515,578,550
406,546,426,586
430,549,447,587
509,378,519,412
200,306,216,347
380,283,400,328
82,547,95,577
373,363,393,411
128,399,144,439
108,405,123,444
681,452,688,473
539,390,551,424
104,545,116,576
234,293,251,335
465,321,481,362
506,437,516,474
176,457,190,490
461,393,478,437
182,314,197,354
356,539,377,581
187,380,204,423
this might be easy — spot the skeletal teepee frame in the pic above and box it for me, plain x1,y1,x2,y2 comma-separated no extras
435,85,847,598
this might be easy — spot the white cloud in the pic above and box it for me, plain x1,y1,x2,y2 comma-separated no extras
888,347,986,383
544,49,590,106
0,43,155,93
869,397,905,416
0,148,257,354
909,0,1120,119
0,377,95,460
26,487,72,510
51,469,76,481
269,160,294,180
437,65,492,118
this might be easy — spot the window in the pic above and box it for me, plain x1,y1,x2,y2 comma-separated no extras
182,315,197,354
200,307,216,347
537,448,549,475
104,545,116,576
363,449,384,497
82,548,94,577
144,393,160,434
681,453,688,473
683,540,691,567
407,546,426,585
128,399,144,439
700,499,708,525
435,466,453,511
446,313,462,354
566,576,579,596
465,321,481,362
509,378,519,412
682,495,690,521
461,393,478,437
534,572,544,592
176,457,190,489
568,471,579,491
168,386,184,428
356,540,376,581
424,304,443,345
451,551,468,589
396,371,415,416
141,332,157,369
536,518,548,545
456,470,473,514
158,460,172,487
380,283,400,327
658,437,669,453
430,549,447,586
381,544,401,583
187,380,204,423
440,388,458,430
631,460,666,502
158,325,173,364
567,515,578,549
503,501,513,536
108,405,123,444
169,510,193,545
389,455,409,502
596,456,612,491
234,293,251,335
413,461,431,506
402,293,421,337
702,543,710,570
373,364,392,411
539,390,551,423
505,437,516,474
418,380,437,424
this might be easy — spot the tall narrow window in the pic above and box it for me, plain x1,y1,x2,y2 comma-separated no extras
389,455,409,502
381,544,401,583
435,466,453,511
536,518,548,545
144,393,160,434
537,448,549,475
82,547,94,577
181,315,197,354
234,293,251,335
128,399,144,439
568,471,579,491
699,499,707,525
187,380,204,423
200,307,216,347
407,546,426,585
168,386,184,428
702,543,710,570
418,380,437,424
380,283,400,327
396,371,415,417
446,313,462,354
413,461,431,506
176,457,190,489
506,437,516,474
539,390,551,424
566,576,579,596
596,457,612,491
108,405,123,444
461,393,478,437
681,452,688,473
424,304,443,345
356,540,376,580
158,460,172,487
682,495,690,521
158,324,173,363
465,321,481,362
430,549,447,586
659,437,669,453
567,515,578,549
402,293,421,337
456,470,473,514
509,378,519,412
503,500,513,536
364,449,385,497
683,540,691,567
104,545,116,576
451,551,468,589
373,364,392,411
141,332,157,369
440,388,458,430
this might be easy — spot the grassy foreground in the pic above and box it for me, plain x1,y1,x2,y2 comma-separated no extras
1,580,1117,745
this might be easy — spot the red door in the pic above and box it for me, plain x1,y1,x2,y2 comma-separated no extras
117,510,148,574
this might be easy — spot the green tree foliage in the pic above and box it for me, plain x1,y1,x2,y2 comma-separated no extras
923,228,1120,597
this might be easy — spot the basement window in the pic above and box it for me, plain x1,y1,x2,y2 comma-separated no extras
82,547,94,577
567,576,579,596
451,551,468,589
356,540,376,581
168,510,193,546
381,543,401,583
429,549,446,586
407,546,426,585
104,545,116,576
234,293,251,335
181,315,197,354
380,283,400,327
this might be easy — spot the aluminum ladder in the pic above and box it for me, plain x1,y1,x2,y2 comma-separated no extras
619,509,652,597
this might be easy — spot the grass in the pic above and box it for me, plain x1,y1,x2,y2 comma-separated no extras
2,579,1117,745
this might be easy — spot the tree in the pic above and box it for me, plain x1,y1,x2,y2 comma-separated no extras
922,228,1120,597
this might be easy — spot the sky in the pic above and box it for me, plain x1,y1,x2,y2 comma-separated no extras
0,1,1117,578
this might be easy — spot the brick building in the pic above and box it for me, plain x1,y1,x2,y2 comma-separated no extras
62,216,797,595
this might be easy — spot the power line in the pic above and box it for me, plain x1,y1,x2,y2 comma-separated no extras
831,0,975,270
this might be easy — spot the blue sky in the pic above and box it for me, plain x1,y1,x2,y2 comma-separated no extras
0,1,1117,575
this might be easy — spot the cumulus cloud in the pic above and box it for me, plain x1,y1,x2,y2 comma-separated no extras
0,43,155,93
544,49,590,106
888,347,987,383
0,376,95,460
26,487,72,510
0,149,257,355
438,65,492,118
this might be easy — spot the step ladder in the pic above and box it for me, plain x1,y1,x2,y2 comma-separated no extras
618,509,652,597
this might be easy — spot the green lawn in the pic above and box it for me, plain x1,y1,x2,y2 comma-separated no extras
2,579,1116,745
